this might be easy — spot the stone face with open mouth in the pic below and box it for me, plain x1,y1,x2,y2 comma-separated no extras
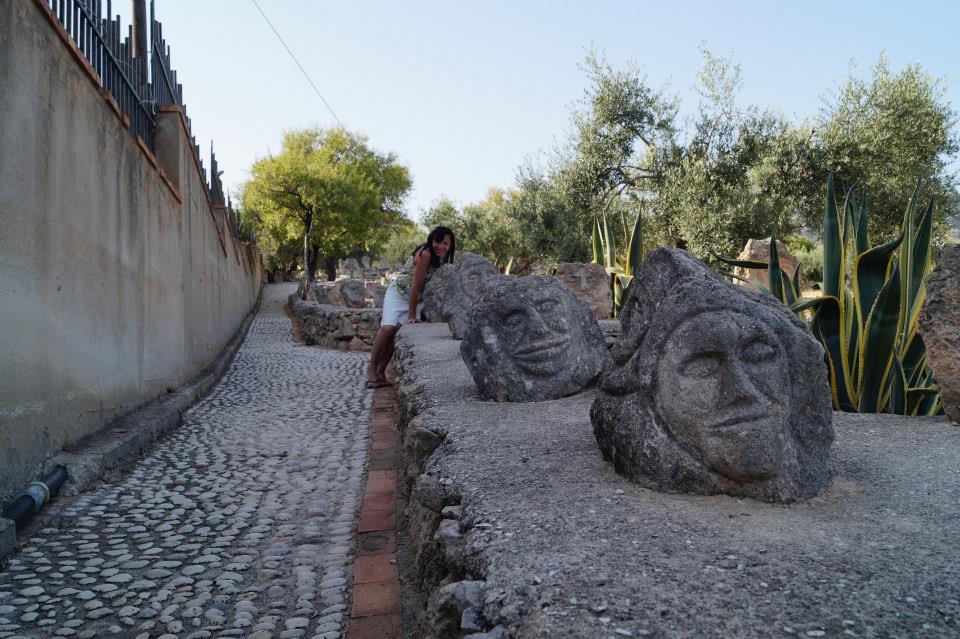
459,275,607,402
592,248,834,503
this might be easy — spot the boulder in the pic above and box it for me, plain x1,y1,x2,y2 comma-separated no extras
460,276,607,401
328,280,366,308
368,283,387,309
733,238,800,289
551,262,613,319
421,264,456,322
299,281,331,304
442,254,501,339
591,248,834,503
919,244,960,424
421,252,480,323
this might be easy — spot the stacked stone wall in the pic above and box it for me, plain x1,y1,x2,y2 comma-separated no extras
289,296,381,352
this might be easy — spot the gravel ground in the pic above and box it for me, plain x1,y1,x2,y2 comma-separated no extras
0,284,372,639
394,323,960,639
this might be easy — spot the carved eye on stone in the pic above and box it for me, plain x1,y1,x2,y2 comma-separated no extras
681,353,721,378
467,272,482,283
741,339,776,364
534,300,558,315
503,310,527,329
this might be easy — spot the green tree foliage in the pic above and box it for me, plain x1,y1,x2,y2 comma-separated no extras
373,218,425,264
815,56,958,242
559,49,820,261
557,52,677,217
242,128,412,282
421,197,464,239
508,163,592,263
551,49,957,264
420,192,524,270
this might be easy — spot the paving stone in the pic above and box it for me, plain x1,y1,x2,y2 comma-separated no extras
0,286,367,639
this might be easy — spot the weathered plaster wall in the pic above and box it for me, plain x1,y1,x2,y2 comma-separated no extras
0,0,263,504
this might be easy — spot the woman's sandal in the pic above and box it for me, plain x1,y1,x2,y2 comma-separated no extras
377,378,394,387
365,380,382,389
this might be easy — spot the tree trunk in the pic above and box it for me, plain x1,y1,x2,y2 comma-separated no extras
303,212,315,283
324,256,337,282
307,246,320,283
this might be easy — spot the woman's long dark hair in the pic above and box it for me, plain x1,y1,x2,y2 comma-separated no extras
414,226,456,268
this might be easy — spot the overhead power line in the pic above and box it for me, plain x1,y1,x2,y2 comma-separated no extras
249,0,345,130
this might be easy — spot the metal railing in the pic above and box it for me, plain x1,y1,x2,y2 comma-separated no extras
43,0,229,216
46,0,155,148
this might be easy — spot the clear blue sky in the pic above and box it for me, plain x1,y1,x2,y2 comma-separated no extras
127,0,959,222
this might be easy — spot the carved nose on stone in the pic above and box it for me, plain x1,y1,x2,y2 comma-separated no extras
719,361,761,408
526,310,551,336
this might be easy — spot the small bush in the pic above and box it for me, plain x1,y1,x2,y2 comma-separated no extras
796,245,824,285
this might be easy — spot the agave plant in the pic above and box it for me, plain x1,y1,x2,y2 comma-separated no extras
591,209,643,316
719,176,941,415
715,232,804,307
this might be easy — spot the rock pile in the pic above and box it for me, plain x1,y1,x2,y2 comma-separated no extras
298,280,384,309
288,295,381,351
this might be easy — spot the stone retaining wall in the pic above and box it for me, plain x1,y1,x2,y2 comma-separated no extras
289,295,382,351
392,323,960,638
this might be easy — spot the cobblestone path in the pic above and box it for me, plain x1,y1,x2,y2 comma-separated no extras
0,284,372,639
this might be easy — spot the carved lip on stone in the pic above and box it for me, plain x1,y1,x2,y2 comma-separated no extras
709,410,777,430
513,335,570,361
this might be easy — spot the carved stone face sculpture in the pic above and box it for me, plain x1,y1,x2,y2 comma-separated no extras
551,262,613,319
495,291,570,377
591,248,834,503
442,255,500,339
420,263,455,322
460,276,607,402
655,310,789,480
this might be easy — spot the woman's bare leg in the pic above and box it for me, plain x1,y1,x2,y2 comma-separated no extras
367,325,398,383
377,327,399,382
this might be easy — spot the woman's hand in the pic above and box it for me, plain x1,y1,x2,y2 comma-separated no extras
407,313,420,324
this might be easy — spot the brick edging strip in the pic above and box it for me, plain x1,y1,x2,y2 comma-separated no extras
348,386,403,638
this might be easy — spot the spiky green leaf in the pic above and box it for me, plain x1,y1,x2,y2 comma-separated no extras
768,234,784,303
858,264,902,412
625,212,643,277
592,218,603,265
823,174,843,298
852,231,903,333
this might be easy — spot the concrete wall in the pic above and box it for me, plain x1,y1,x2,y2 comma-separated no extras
0,0,263,505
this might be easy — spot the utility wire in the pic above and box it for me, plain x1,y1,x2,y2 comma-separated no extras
249,0,345,130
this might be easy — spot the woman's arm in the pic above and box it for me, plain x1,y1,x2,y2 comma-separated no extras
406,250,431,322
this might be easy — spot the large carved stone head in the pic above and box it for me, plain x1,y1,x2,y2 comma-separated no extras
591,249,834,503
551,262,613,319
420,263,456,322
442,254,501,339
460,276,608,401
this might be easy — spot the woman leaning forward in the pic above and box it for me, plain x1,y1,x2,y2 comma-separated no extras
366,226,455,388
